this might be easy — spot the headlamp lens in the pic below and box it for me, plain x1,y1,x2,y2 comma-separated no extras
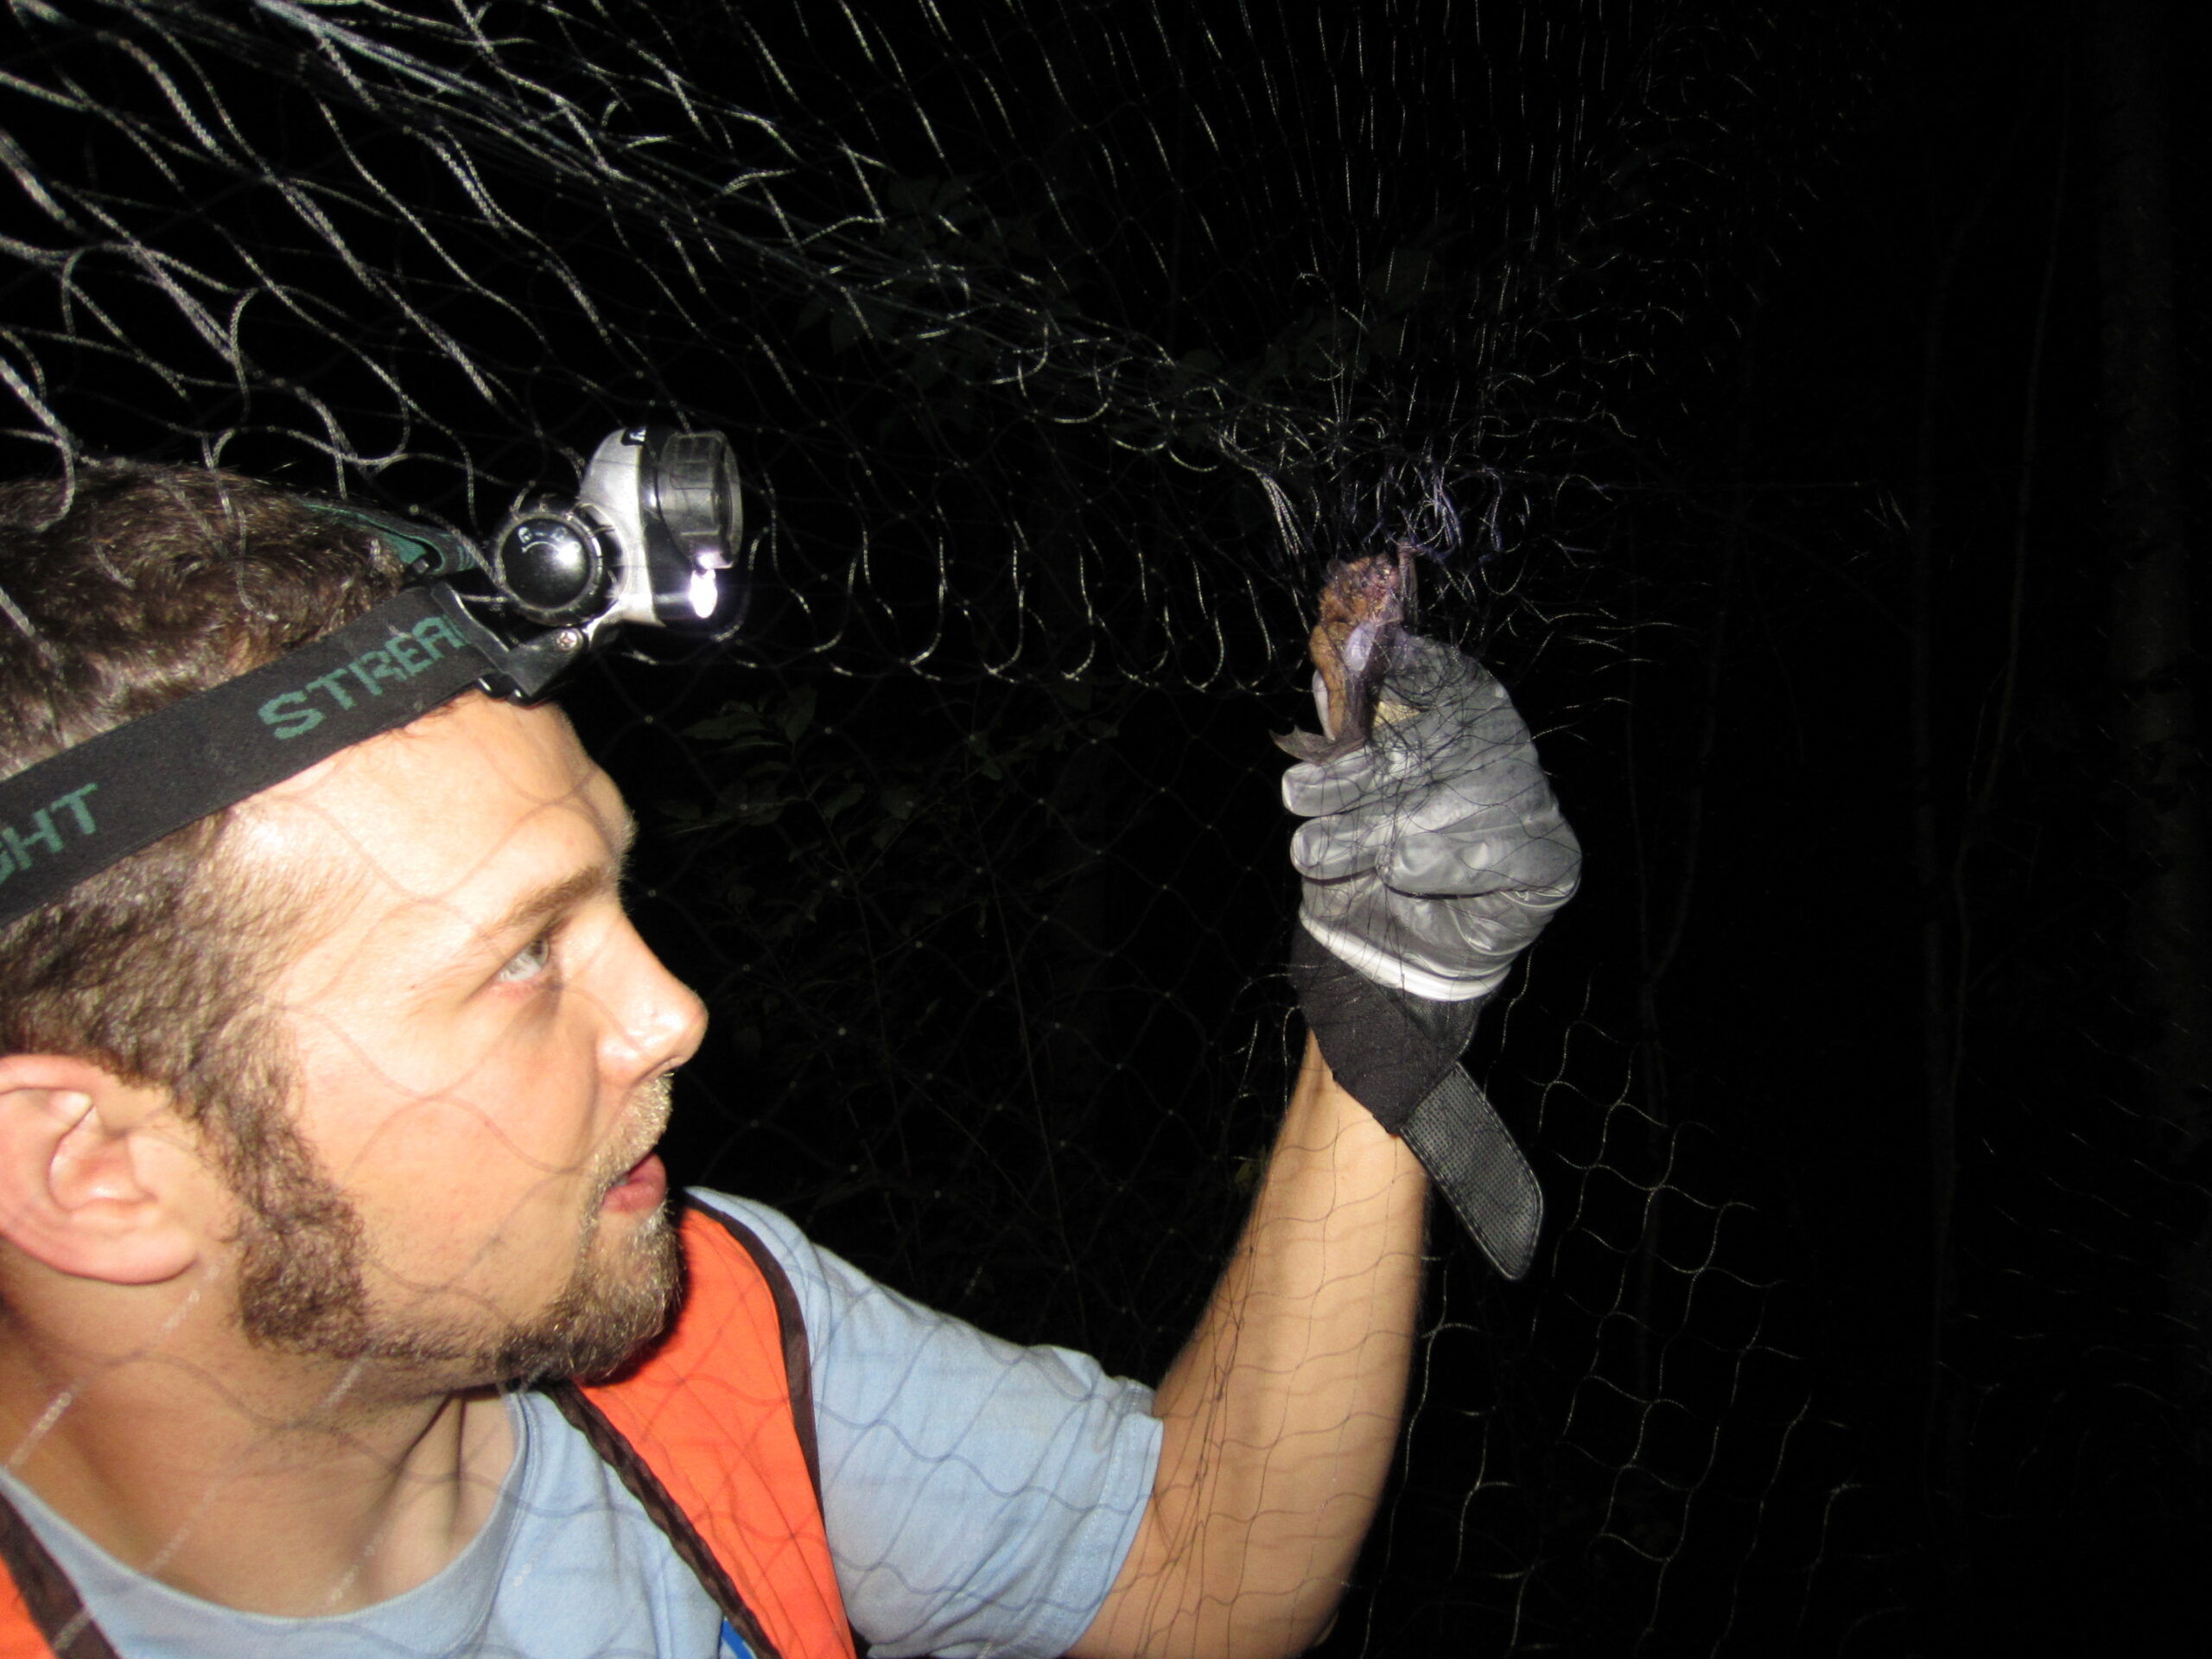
652,432,740,548
639,430,747,632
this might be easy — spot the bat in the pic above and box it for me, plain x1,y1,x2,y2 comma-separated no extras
1275,543,1416,763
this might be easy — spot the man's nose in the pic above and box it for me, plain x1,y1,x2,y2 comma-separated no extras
601,918,709,1083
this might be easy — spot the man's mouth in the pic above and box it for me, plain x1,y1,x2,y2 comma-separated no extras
596,1074,675,1214
601,1150,668,1215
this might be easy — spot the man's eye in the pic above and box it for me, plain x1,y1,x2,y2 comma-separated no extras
495,933,555,983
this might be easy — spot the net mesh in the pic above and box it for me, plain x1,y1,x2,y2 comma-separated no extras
3,0,2201,1652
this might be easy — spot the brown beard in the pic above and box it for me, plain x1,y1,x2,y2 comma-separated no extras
230,1080,680,1388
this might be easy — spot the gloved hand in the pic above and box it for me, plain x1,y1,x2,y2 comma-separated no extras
1281,633,1580,1277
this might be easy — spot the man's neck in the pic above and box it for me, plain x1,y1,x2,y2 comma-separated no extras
0,1294,516,1617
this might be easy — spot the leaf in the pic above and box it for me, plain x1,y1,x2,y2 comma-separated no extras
683,701,767,741
779,687,817,742
884,174,941,214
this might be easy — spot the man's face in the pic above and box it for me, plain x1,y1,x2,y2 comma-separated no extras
222,693,707,1388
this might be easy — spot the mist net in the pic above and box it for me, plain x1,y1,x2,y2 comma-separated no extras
0,1,1922,1653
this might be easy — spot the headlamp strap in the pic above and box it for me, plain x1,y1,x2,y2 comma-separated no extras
0,587,504,931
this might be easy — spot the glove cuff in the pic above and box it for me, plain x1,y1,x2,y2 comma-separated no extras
1289,925,1478,1134
1296,909,1514,1003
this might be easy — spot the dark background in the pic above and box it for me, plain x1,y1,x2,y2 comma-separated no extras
3,1,2207,1652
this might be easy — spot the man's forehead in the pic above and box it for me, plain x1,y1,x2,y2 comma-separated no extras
235,693,628,944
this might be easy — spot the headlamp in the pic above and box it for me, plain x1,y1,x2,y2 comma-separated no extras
299,425,749,702
488,427,747,638
0,427,750,929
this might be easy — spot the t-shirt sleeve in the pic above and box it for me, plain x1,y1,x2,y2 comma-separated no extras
686,1189,1162,1659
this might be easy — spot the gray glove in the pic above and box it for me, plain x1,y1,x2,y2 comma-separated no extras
1282,634,1580,1278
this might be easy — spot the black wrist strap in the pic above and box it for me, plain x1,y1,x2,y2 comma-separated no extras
0,586,505,930
1402,1066,1545,1281
1290,925,1545,1280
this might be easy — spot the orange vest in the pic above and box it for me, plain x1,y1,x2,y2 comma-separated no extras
0,1200,858,1659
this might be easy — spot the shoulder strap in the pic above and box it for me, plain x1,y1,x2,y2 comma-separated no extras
549,1198,854,1659
544,1378,790,1659
685,1205,861,1659
0,1488,122,1659
686,1203,825,1505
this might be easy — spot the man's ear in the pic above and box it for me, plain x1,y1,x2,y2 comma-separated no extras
0,1054,205,1285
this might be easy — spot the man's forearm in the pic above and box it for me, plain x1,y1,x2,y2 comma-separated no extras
1075,1033,1427,1659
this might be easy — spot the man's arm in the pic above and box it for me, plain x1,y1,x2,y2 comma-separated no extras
1074,625,1573,1658
1071,1032,1427,1659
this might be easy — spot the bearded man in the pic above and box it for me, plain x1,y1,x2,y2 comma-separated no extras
0,463,1575,1658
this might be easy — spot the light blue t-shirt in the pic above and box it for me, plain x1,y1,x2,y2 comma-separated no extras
0,1192,1162,1659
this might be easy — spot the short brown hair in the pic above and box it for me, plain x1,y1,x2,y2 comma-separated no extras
0,463,406,1171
